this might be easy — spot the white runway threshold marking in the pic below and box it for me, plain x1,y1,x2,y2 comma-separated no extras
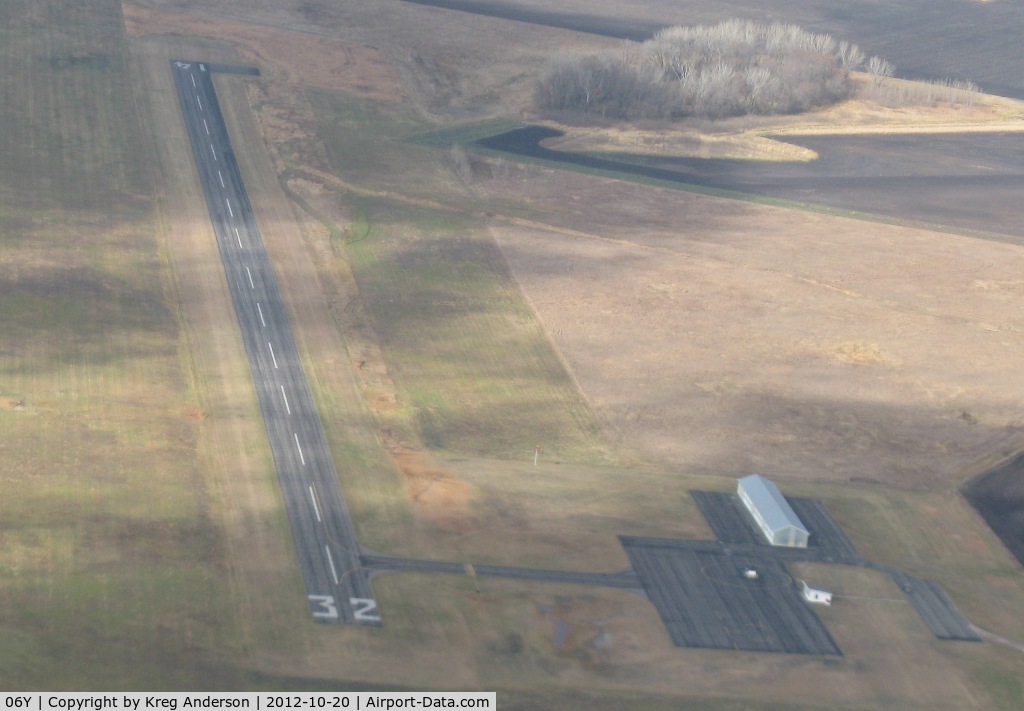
175,58,373,626
308,485,322,522
325,546,339,585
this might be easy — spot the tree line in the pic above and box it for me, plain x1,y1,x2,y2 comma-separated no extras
535,20,895,120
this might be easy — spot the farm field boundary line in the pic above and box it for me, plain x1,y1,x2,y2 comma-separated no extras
280,157,1017,310
766,120,1024,137
282,164,699,260
458,125,1024,247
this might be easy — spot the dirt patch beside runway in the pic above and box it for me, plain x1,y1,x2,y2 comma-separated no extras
393,449,476,533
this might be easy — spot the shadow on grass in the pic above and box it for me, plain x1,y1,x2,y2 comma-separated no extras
0,265,177,376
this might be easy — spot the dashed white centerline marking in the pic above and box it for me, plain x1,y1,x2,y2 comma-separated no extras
294,433,305,465
218,170,225,188
308,485,321,522
281,385,291,414
196,95,203,111
245,266,254,288
191,74,196,88
209,143,217,160
203,119,210,135
268,341,278,368
235,227,242,248
325,546,339,585
225,197,233,217
257,302,266,327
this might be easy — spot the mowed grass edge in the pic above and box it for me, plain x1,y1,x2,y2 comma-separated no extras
0,0,251,689
311,90,608,464
305,89,1024,706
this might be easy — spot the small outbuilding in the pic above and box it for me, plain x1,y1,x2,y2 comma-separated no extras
802,580,833,605
737,473,809,548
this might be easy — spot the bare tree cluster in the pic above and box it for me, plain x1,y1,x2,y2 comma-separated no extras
536,19,894,121
865,55,895,79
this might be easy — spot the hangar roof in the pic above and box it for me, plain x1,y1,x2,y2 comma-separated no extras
738,474,808,536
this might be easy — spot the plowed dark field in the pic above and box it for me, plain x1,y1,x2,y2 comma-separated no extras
402,0,1024,100
480,126,1024,239
963,455,1024,569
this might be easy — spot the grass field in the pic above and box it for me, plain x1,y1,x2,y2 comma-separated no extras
0,0,247,689
338,194,604,460
6,0,1024,706
289,83,1024,705
300,26,1024,707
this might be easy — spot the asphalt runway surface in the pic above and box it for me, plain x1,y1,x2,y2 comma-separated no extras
665,492,979,648
879,568,980,641
362,553,643,591
787,498,861,563
167,58,985,646
691,491,861,564
690,491,765,547
622,538,841,655
171,60,379,625
479,126,1024,240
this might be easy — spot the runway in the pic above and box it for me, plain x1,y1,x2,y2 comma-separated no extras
167,58,981,648
170,60,378,625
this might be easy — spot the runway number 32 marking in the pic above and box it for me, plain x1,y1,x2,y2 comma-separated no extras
350,597,380,622
308,595,380,622
308,594,338,619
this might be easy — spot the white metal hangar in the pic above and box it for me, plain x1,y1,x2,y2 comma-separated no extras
737,474,809,548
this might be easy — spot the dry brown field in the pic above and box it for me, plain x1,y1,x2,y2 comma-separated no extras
64,0,1024,706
